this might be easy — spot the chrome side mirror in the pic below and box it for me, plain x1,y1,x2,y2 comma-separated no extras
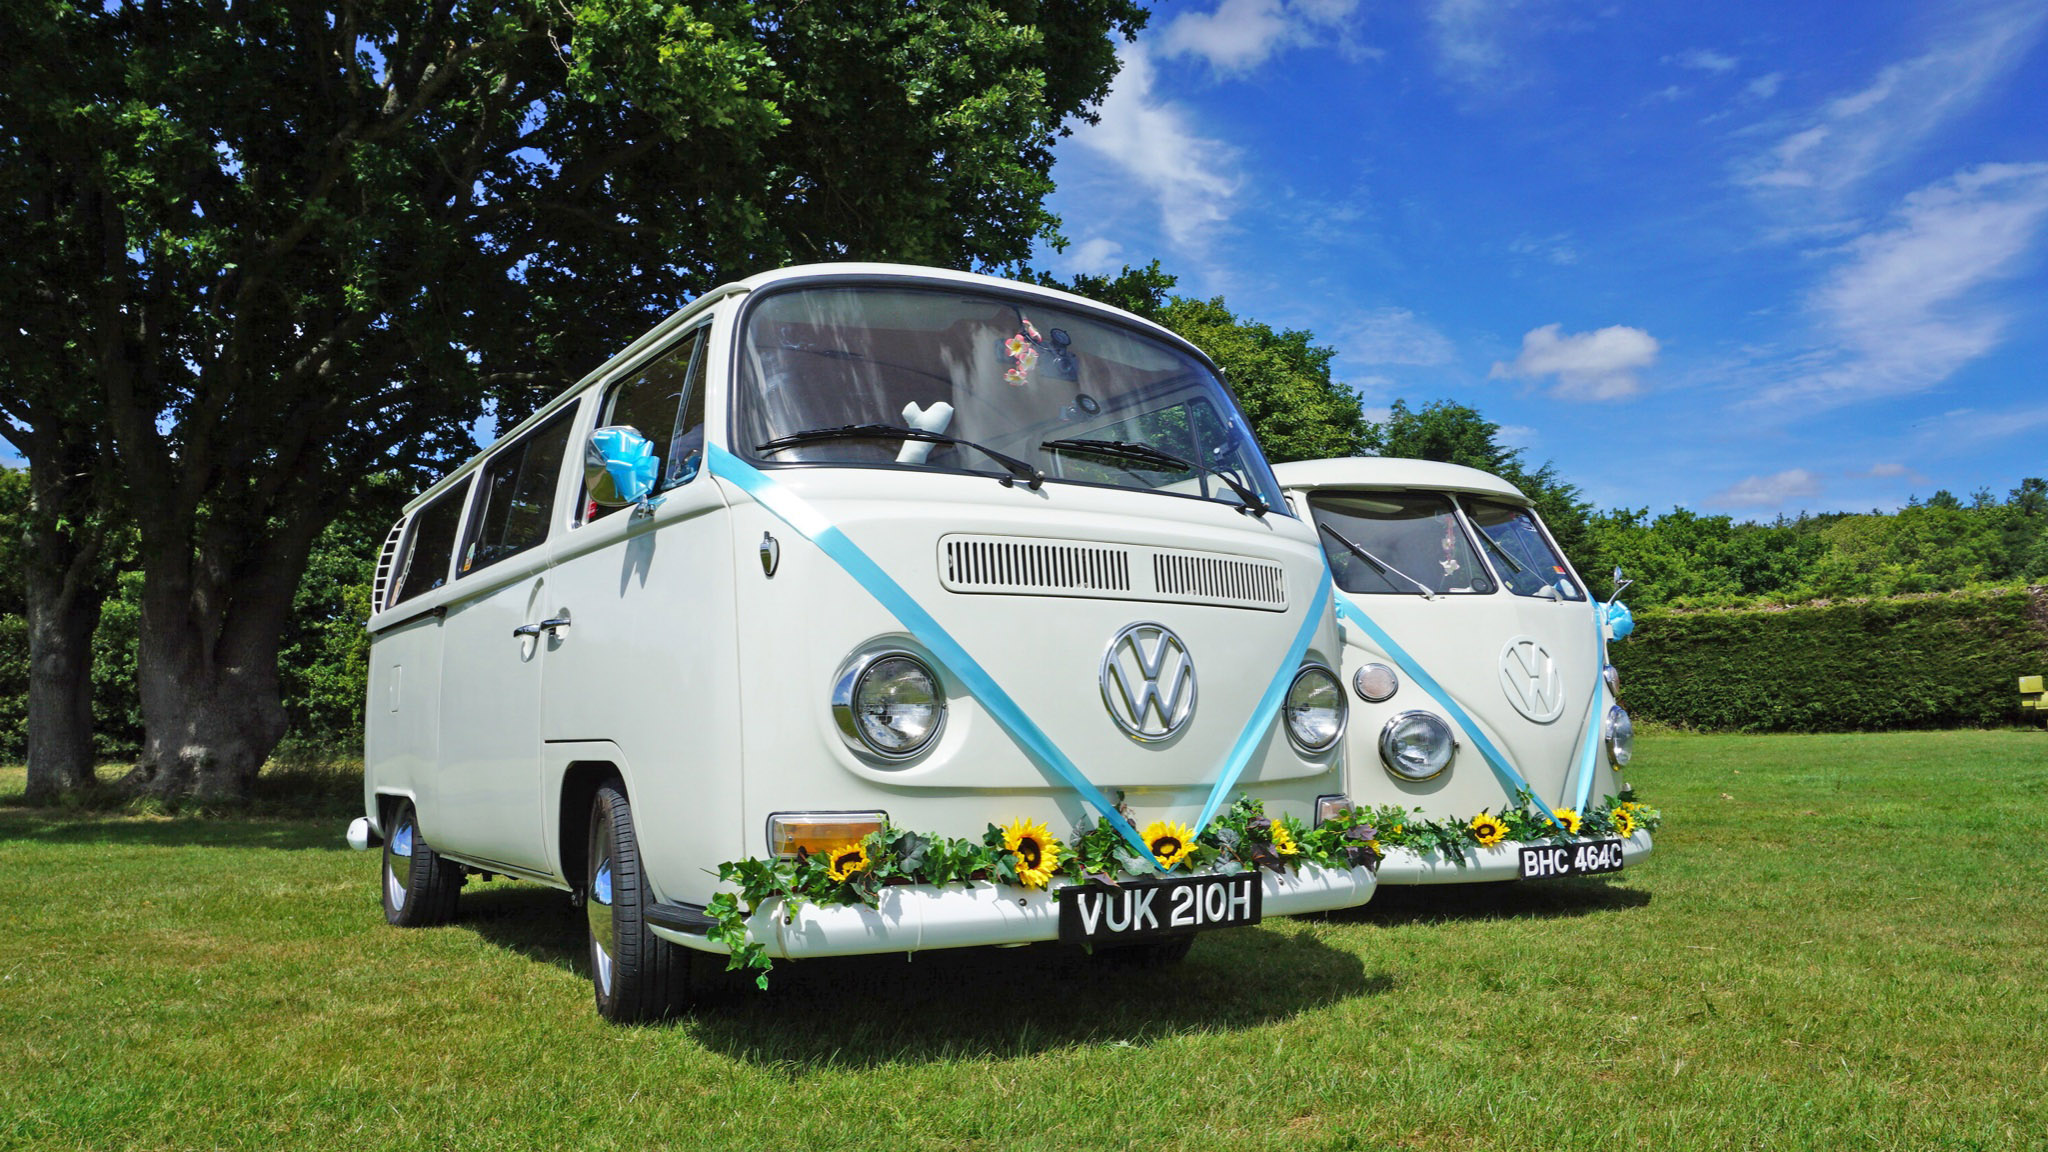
586,425,662,514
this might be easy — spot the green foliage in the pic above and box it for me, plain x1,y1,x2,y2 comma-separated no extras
0,616,24,762
1611,586,2048,731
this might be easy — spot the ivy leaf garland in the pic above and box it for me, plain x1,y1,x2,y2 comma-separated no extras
702,791,1664,987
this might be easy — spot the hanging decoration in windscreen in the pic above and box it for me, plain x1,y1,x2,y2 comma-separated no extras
1606,567,1635,640
585,426,664,518
999,314,1077,386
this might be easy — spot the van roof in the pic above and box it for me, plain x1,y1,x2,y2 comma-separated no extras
401,262,1208,515
1270,457,1530,503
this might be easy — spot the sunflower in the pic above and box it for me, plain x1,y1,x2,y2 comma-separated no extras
1142,820,1196,870
1001,818,1062,889
1270,821,1300,856
825,840,871,882
1468,812,1508,848
1552,808,1582,835
1611,807,1637,838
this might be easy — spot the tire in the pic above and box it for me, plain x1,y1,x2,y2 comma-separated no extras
1091,934,1195,968
382,799,462,927
586,782,694,1023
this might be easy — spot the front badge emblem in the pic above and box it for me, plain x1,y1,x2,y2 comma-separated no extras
1498,636,1566,723
1101,622,1197,742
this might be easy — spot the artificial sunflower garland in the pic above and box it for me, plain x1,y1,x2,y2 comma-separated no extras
703,791,1663,987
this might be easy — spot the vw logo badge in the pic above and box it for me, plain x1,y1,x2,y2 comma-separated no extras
1101,622,1197,742
1498,636,1566,723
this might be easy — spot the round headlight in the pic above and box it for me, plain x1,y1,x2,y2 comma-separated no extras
833,652,946,760
1353,662,1400,703
1605,705,1634,768
1284,665,1346,753
1379,711,1455,780
1602,664,1621,698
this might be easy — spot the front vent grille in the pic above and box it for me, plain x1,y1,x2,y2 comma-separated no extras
939,535,1288,611
1154,552,1287,607
371,519,407,615
943,538,1132,593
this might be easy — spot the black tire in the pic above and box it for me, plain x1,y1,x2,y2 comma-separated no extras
586,783,694,1023
382,799,462,927
1091,934,1195,968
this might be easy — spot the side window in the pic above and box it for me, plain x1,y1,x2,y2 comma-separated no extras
460,409,575,577
587,328,707,522
391,478,471,606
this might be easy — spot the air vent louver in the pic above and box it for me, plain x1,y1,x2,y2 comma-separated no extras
939,535,1287,611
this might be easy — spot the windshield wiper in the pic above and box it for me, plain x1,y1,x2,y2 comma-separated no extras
1316,522,1437,597
1040,437,1269,516
756,423,1044,489
1473,527,1528,574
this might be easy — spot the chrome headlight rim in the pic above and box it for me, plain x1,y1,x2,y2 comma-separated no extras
1353,662,1401,703
1378,709,1456,781
1605,704,1633,768
1284,663,1347,753
831,649,947,762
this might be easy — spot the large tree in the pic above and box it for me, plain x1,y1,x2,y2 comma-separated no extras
0,0,1144,803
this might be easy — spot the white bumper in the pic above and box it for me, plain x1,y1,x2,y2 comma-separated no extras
1374,829,1653,885
657,863,1379,959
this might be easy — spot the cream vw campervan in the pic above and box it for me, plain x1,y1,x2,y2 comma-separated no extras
1271,458,1653,885
352,265,1378,1020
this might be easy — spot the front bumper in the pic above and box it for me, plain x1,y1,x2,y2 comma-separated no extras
656,863,1379,959
1374,829,1653,885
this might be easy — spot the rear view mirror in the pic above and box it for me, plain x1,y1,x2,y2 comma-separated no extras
586,425,659,508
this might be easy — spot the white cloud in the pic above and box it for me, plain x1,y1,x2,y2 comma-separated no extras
1739,3,2048,194
1762,162,2048,407
1062,236,1125,276
1490,323,1659,400
1509,233,1578,264
1668,48,1738,73
1339,308,1456,366
1712,469,1825,509
1157,0,1365,73
1866,462,1913,478
1428,0,1524,86
1745,72,1783,101
1072,48,1243,248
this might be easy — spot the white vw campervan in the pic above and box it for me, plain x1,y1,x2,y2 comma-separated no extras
353,265,1379,1020
1271,458,1654,886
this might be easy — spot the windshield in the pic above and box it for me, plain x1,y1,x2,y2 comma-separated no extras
736,285,1286,513
1464,497,1585,600
1307,491,1494,596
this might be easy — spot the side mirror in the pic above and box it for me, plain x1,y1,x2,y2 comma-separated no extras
586,425,659,509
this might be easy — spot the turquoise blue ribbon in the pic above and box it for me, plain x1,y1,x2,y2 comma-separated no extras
708,444,1329,867
1192,568,1332,835
1571,605,1609,814
1332,590,1565,832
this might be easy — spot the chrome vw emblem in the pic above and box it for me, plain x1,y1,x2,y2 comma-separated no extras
1101,622,1197,742
1499,636,1566,723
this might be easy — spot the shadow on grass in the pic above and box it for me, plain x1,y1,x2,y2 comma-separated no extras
0,808,345,852
457,885,1391,1065
1323,877,1653,927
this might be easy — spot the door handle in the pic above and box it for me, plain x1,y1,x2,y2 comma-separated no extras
512,617,572,639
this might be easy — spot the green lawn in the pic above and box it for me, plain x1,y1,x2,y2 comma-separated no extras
2,731,2044,1151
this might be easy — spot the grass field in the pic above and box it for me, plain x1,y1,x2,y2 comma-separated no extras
2,730,2045,1151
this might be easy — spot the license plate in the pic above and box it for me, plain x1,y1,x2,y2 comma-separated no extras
1057,872,1262,944
1519,839,1625,879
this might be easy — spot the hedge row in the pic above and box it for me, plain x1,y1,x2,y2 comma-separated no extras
1610,585,2048,732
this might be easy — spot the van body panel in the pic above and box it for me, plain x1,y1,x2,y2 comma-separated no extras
431,567,554,868
363,610,444,831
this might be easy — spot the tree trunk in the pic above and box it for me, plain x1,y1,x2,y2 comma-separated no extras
117,512,319,807
21,553,104,804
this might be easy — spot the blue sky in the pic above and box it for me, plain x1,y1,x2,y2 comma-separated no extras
1034,0,2048,518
